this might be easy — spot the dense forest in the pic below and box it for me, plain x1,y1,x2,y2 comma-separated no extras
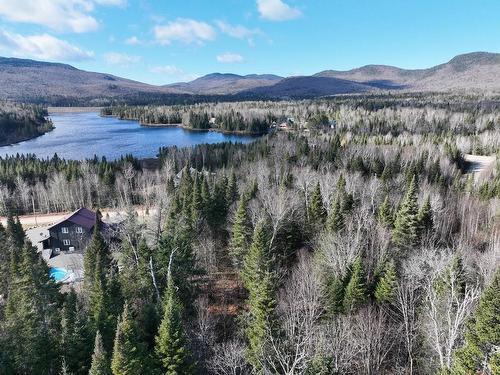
102,102,273,134
0,101,53,146
102,93,500,136
0,96,499,374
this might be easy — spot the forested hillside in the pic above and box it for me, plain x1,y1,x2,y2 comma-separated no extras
0,96,499,374
0,101,53,146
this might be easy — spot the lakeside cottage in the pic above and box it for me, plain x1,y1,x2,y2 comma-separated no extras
41,207,98,256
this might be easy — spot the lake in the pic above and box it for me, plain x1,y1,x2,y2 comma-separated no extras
0,111,258,160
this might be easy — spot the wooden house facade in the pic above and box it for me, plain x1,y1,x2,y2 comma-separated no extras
42,208,96,255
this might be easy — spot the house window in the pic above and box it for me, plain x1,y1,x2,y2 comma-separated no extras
76,226,83,234
61,227,69,234
63,239,71,246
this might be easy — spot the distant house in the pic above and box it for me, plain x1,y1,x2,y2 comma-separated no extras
42,208,97,255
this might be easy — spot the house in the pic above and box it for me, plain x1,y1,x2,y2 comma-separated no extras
42,208,97,255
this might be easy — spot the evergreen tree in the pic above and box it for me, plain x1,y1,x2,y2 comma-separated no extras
85,211,121,350
2,243,61,375
157,222,198,309
417,195,433,237
326,275,347,315
453,269,500,374
374,260,398,304
309,182,327,226
155,274,195,375
377,196,394,228
61,291,93,375
393,176,420,249
247,179,259,199
343,257,367,311
111,304,144,375
200,175,211,208
226,171,239,204
229,195,253,268
242,222,277,373
326,195,345,233
0,223,10,296
90,331,112,375
84,211,111,292
190,174,203,228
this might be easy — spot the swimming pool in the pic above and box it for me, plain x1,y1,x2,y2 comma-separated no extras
49,267,69,283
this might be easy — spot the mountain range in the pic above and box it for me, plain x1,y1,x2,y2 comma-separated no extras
0,52,499,104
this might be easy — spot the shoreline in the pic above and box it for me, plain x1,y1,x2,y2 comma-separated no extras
0,124,55,147
139,120,266,136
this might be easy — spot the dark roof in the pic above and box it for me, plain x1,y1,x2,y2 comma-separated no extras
47,208,96,231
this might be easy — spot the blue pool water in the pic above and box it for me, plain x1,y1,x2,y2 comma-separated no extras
49,267,69,282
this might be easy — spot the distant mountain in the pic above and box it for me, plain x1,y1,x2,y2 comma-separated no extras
314,52,500,91
167,73,283,95
241,76,375,98
0,57,181,104
0,52,499,104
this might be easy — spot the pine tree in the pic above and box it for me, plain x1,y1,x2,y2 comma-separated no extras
85,211,121,350
61,290,93,375
0,223,10,296
200,175,211,207
343,257,367,311
190,174,203,228
393,176,419,249
3,243,61,375
326,195,345,233
326,275,346,315
247,179,259,199
453,269,500,374
417,195,433,237
155,274,195,375
229,196,253,268
226,171,239,204
84,211,111,292
157,223,198,309
377,196,394,228
242,222,277,373
111,304,144,375
374,260,398,304
90,331,112,375
309,182,327,226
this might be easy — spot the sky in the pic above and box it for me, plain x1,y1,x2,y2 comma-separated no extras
0,0,499,85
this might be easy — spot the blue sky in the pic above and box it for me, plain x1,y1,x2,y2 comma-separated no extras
0,0,499,84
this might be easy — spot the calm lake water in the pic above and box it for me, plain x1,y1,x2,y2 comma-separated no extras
0,111,258,160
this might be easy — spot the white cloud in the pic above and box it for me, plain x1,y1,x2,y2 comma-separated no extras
154,18,216,45
150,65,183,75
125,36,141,45
217,52,244,63
94,0,126,5
216,20,261,40
104,52,140,66
0,29,94,61
0,0,125,33
149,65,199,83
256,0,301,21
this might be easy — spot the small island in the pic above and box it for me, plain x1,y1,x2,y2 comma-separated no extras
0,101,53,146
